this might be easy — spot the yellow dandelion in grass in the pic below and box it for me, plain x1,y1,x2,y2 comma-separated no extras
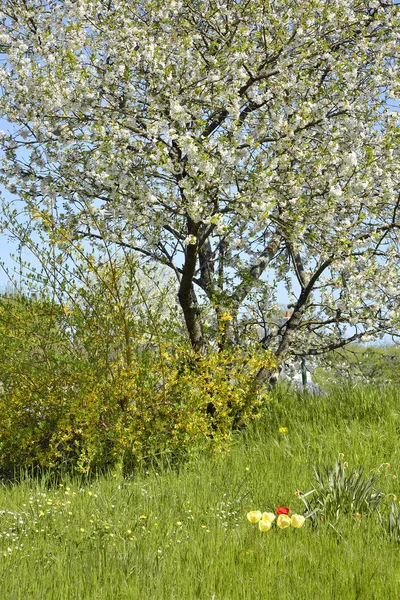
139,515,147,519
247,511,262,523
355,513,361,520
279,427,288,435
39,511,45,517
80,528,85,532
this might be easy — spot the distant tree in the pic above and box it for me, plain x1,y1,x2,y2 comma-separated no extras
315,343,400,387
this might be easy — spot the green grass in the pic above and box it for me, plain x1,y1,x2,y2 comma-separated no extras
1,385,400,599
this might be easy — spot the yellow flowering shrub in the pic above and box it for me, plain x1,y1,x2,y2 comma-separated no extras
117,346,275,474
0,292,275,476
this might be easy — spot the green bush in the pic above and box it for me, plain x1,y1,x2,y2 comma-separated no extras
0,288,274,477
298,458,386,524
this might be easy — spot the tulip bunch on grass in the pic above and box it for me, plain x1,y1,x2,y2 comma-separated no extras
247,506,305,532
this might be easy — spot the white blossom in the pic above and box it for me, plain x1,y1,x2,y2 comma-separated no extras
0,0,399,358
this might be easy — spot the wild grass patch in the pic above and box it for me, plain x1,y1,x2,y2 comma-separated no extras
1,386,400,599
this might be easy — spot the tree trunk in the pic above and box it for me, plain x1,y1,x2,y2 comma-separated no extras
178,241,206,353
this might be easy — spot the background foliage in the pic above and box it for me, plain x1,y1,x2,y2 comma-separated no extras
315,343,400,388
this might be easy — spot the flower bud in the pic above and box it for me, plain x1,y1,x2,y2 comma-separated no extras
276,506,290,515
262,512,276,523
259,519,272,532
247,511,262,523
290,514,305,529
277,514,291,529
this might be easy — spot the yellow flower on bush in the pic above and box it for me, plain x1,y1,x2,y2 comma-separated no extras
290,514,305,529
247,510,262,523
219,311,233,322
277,514,291,529
258,518,272,532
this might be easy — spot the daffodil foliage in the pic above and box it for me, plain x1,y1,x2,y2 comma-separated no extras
0,0,399,364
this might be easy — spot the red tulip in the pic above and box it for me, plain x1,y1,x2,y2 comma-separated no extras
276,506,290,515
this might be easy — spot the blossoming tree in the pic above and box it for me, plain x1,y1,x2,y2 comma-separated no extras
0,0,399,377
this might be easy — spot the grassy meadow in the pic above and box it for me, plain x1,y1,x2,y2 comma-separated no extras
1,385,400,600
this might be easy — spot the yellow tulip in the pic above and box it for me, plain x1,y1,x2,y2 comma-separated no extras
290,514,305,529
277,514,291,529
247,511,262,523
259,519,272,532
262,512,276,523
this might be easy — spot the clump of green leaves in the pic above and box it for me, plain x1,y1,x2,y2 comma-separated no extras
298,459,386,524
